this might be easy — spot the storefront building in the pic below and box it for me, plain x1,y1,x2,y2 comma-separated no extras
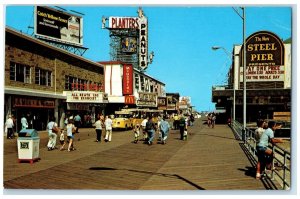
99,61,166,114
5,27,105,131
212,31,291,123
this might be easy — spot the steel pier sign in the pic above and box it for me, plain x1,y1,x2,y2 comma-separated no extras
240,31,285,82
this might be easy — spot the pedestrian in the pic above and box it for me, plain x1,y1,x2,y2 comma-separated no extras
173,114,179,130
254,119,267,179
74,113,82,134
5,115,14,139
133,123,140,144
183,126,188,140
145,116,156,145
46,116,60,151
159,116,170,144
256,121,283,179
104,115,113,142
66,118,76,151
21,114,28,130
207,113,212,127
178,115,186,140
189,114,195,126
141,115,149,141
59,130,66,151
93,115,103,142
211,113,216,128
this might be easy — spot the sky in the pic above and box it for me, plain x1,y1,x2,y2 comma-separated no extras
3,3,293,112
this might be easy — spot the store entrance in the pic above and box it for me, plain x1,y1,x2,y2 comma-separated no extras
15,108,54,132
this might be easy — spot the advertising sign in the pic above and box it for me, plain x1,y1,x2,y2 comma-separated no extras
13,97,55,108
66,91,105,103
240,31,285,82
125,95,135,105
123,64,133,95
121,37,137,53
158,97,167,110
108,17,139,29
136,92,157,107
34,6,83,46
139,16,148,69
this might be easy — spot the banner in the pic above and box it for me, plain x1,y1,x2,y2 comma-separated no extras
123,64,133,95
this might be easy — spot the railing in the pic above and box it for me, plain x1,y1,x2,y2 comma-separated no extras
231,120,291,190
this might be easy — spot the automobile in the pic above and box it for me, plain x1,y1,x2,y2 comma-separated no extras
112,111,133,130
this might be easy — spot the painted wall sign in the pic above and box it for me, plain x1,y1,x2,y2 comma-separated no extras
34,6,83,46
240,31,285,82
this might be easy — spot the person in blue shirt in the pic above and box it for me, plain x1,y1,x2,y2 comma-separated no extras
256,120,283,179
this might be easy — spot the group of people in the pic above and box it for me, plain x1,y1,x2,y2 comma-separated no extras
4,114,28,139
254,119,283,179
207,112,216,128
131,113,190,146
133,115,170,145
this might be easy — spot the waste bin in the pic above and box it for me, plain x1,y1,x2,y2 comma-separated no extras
17,129,40,164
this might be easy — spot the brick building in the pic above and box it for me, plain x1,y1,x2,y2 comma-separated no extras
4,27,105,131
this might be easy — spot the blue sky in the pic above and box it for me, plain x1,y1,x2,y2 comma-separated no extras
4,5,292,111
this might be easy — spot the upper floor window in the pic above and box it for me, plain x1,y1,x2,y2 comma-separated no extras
10,62,31,84
35,68,52,87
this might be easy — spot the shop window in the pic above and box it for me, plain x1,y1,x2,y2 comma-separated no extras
135,74,140,89
10,61,31,83
35,68,52,86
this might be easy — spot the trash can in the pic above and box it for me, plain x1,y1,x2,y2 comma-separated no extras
17,129,40,164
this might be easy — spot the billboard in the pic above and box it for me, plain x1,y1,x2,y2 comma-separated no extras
240,31,285,82
137,92,157,107
34,6,83,46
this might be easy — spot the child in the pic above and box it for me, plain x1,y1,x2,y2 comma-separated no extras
183,127,188,141
59,130,66,151
133,123,140,144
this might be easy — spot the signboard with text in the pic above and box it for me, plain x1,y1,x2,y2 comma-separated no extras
123,64,133,95
66,91,105,103
34,6,83,46
240,31,285,82
136,92,157,107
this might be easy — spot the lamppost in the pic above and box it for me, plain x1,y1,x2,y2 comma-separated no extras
212,46,235,121
233,7,246,141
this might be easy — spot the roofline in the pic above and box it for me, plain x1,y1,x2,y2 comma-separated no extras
6,26,104,69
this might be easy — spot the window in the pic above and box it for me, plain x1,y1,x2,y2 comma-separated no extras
35,68,52,86
10,62,31,83
65,75,75,90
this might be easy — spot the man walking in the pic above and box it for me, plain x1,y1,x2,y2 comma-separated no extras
74,113,81,134
5,115,14,139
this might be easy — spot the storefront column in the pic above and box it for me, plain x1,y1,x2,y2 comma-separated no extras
55,99,59,125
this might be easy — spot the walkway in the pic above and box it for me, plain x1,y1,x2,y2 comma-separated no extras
3,119,281,191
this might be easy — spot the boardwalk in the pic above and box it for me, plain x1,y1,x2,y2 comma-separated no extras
3,119,281,191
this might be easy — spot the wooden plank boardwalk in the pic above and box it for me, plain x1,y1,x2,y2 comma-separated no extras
3,119,281,191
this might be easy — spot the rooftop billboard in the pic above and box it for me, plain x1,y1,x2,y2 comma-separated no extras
34,6,83,46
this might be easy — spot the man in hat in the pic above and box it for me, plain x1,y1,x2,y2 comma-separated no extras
5,115,14,139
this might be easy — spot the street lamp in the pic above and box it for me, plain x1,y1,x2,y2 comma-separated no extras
212,46,235,121
233,7,246,141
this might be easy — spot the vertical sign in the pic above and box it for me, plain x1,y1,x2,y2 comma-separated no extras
139,16,148,70
123,64,133,95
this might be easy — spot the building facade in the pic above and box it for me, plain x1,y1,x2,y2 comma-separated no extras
5,27,106,131
99,61,166,114
212,31,291,123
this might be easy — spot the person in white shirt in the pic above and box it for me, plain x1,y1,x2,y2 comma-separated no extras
104,115,113,142
21,115,28,130
46,116,59,151
94,115,104,142
5,115,14,139
141,115,149,141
